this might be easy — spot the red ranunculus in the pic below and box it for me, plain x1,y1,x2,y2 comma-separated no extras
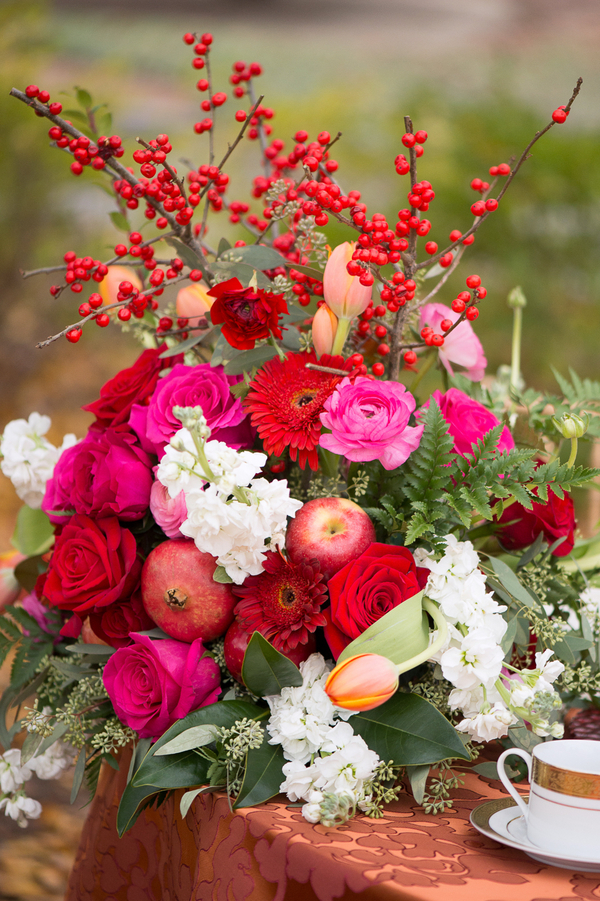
496,488,576,557
208,277,288,350
89,590,156,648
83,345,180,430
323,542,428,659
102,633,221,739
41,515,142,613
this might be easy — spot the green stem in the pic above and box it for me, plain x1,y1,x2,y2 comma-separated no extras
567,436,578,468
190,431,216,482
410,351,436,394
510,306,522,411
331,318,351,356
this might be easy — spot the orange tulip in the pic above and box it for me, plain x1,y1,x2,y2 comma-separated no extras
312,303,338,358
99,266,142,306
323,242,372,321
176,283,214,333
324,653,399,711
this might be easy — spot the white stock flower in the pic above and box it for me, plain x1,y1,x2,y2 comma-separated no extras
28,741,76,780
456,702,515,742
441,627,504,690
0,749,33,794
0,793,42,827
0,413,77,508
280,759,316,802
302,790,325,824
312,729,379,796
534,649,564,691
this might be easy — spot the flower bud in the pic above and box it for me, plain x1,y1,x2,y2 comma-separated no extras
312,303,338,357
323,242,372,321
507,285,527,309
324,653,399,711
552,411,589,439
99,266,142,305
172,405,210,437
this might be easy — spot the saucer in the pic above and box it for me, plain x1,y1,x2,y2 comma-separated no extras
470,798,600,872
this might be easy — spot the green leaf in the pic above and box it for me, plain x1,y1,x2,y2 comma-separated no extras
11,506,54,557
71,747,87,804
10,638,53,689
553,632,593,665
109,211,130,233
13,555,48,593
155,725,219,756
486,557,541,609
350,693,469,766
219,244,287,271
507,723,543,753
10,667,49,710
0,686,21,749
217,237,232,256
286,262,323,280
212,261,272,289
60,109,90,126
500,616,519,656
75,87,93,108
180,786,215,818
97,111,112,135
406,764,430,805
338,591,427,665
241,633,303,697
166,238,211,279
222,344,280,376
20,730,44,765
281,328,301,351
65,643,116,657
158,333,206,358
472,761,503,779
234,730,285,808
212,565,233,584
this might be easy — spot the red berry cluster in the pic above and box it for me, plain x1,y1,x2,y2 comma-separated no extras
290,269,324,307
47,127,124,176
113,231,158,270
54,252,109,295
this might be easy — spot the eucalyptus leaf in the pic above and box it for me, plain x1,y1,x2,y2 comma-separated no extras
223,345,279,376
234,730,285,808
166,238,211,279
486,557,541,609
212,261,271,288
241,633,303,697
135,628,174,641
11,506,54,557
406,764,430,805
507,724,543,752
350,693,469,766
213,565,233,584
219,244,287,271
65,643,116,657
217,237,232,256
70,747,87,804
20,730,44,765
158,334,204,358
500,616,519,656
284,262,324,280
281,328,301,351
155,725,219,756
180,786,216,818
553,632,593,665
36,722,70,758
13,555,48,593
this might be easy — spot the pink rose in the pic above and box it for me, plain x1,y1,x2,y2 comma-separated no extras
102,633,221,739
42,428,152,524
149,479,187,539
427,388,514,457
130,363,253,457
319,376,423,470
419,303,487,381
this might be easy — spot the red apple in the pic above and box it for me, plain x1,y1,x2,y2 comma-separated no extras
224,619,316,683
285,497,375,580
141,539,236,642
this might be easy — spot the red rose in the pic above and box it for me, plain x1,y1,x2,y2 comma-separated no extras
41,515,142,613
324,542,428,659
83,345,180,430
208,277,288,350
89,590,156,648
496,489,576,557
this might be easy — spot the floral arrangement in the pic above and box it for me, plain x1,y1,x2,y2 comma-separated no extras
1,35,600,833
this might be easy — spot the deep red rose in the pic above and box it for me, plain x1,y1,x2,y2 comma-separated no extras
208,277,288,350
89,590,156,648
323,542,428,659
83,345,180,430
496,488,576,557
42,515,142,613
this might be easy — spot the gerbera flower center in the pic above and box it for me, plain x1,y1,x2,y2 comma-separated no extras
279,585,297,607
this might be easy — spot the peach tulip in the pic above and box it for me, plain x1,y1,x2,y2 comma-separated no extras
99,266,142,306
312,303,338,358
176,283,214,333
324,653,399,711
323,242,372,321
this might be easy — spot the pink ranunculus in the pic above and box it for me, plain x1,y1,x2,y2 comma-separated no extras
130,363,252,458
319,376,423,470
419,303,487,381
42,427,152,524
149,479,187,539
428,388,514,457
102,633,221,739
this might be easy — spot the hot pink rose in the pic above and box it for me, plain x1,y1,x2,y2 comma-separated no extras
42,427,152,524
102,633,221,738
149,479,187,539
427,388,514,458
319,376,423,470
419,303,487,381
130,363,252,457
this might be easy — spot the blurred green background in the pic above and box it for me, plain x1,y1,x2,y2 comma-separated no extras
2,0,600,543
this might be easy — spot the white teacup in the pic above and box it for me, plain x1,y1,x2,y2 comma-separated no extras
497,740,600,858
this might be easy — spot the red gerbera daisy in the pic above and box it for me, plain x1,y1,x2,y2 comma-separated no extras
232,552,328,653
243,350,352,470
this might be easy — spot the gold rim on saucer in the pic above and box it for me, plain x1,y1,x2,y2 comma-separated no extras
532,758,600,800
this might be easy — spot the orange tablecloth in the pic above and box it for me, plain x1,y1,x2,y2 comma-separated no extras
66,754,600,901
